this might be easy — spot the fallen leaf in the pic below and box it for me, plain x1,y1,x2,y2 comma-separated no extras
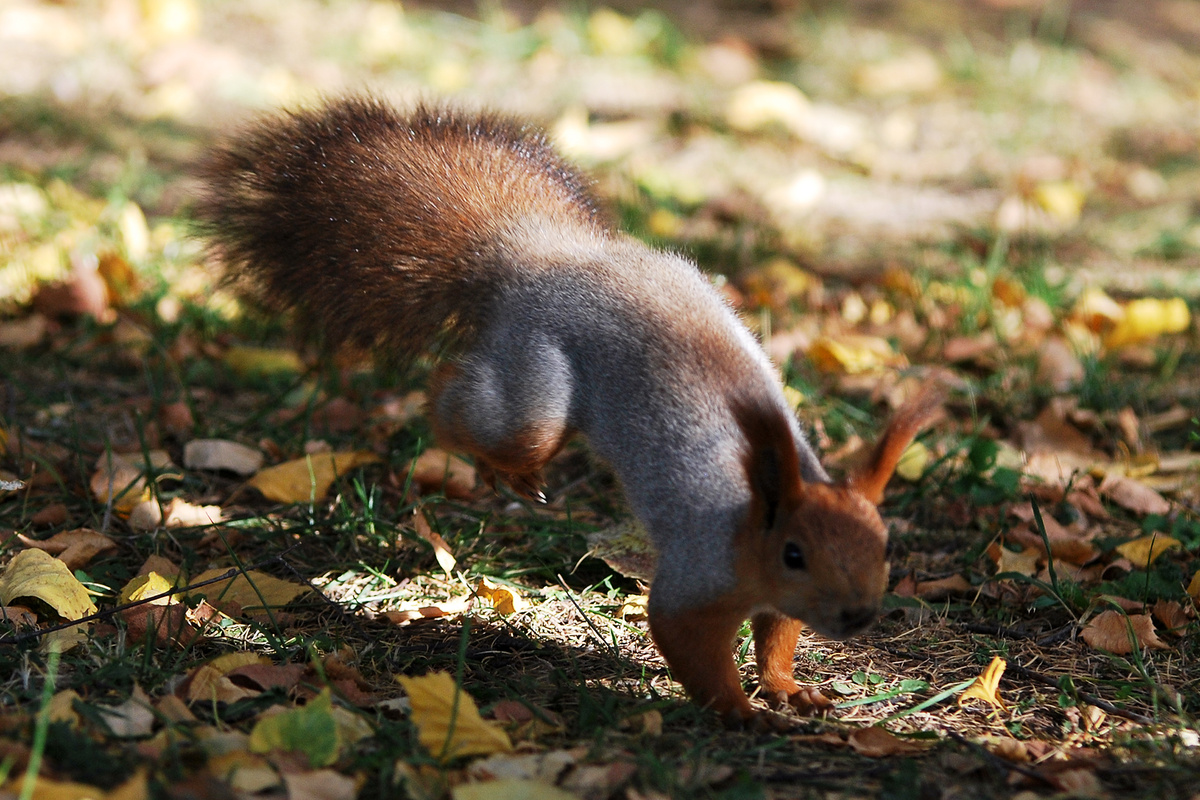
187,568,309,611
983,736,1028,763
414,513,457,576
584,520,657,582
475,577,526,615
17,527,117,571
989,544,1041,578
894,441,930,482
119,571,178,605
398,671,513,761
1113,534,1181,569
248,451,381,503
1080,610,1168,654
847,726,932,757
184,439,265,475
250,688,342,768
1151,600,1190,635
559,761,639,798
914,574,973,600
0,605,38,630
281,769,360,800
46,689,82,726
208,751,280,793
1188,571,1200,602
224,345,304,377
99,684,156,738
452,779,579,800
410,449,477,499
959,656,1006,710
467,750,576,783
0,548,97,621
1098,473,1170,516
807,335,907,375
1104,297,1191,348
30,502,69,527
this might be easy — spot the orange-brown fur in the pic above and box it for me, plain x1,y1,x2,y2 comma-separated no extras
197,96,942,724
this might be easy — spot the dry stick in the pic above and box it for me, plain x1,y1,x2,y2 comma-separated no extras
0,547,302,647
1003,660,1154,726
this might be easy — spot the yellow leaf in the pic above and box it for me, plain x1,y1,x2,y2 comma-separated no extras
807,335,907,375
1188,570,1200,602
1033,181,1084,225
223,345,304,377
894,441,930,482
398,672,513,761
187,568,309,611
118,571,178,605
990,545,1040,578
959,656,1006,710
248,451,381,503
476,577,526,615
726,81,810,135
0,548,97,621
1114,535,1181,570
452,780,580,800
1073,287,1125,332
1104,297,1191,348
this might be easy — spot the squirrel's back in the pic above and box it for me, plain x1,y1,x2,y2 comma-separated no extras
196,97,603,359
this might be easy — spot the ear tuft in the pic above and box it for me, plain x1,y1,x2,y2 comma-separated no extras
851,381,946,504
731,393,803,530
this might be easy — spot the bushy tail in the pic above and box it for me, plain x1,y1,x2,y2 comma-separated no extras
194,96,601,361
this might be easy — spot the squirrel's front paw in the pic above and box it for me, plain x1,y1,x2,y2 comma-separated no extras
770,686,835,717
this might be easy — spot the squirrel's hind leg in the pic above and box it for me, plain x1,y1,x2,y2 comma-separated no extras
428,348,570,501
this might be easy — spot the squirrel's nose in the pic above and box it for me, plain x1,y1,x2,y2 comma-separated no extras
840,606,878,634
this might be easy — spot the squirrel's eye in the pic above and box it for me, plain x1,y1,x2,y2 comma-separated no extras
783,542,806,570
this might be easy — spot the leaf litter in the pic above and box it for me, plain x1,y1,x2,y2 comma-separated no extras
0,0,1199,797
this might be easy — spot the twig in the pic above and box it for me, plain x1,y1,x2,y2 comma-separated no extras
555,573,622,661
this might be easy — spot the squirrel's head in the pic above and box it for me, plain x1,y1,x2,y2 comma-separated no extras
734,386,943,640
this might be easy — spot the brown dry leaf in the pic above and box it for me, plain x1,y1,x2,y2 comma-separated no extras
184,438,264,476
1046,767,1105,797
585,520,657,582
17,527,117,571
476,577,526,615
248,450,381,503
90,450,178,514
0,314,48,348
225,663,307,693
1151,600,1190,635
30,502,69,527
414,512,457,576
982,736,1029,763
559,761,639,799
959,656,1006,710
32,267,112,321
1014,401,1097,457
914,574,973,600
847,726,932,757
382,596,473,625
0,605,38,630
397,671,513,761
1080,610,1168,654
99,684,156,738
281,769,361,800
1114,534,1181,569
1098,473,1170,516
188,567,310,611
410,448,477,499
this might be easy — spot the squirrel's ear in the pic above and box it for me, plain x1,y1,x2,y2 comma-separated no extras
851,383,946,504
734,395,803,530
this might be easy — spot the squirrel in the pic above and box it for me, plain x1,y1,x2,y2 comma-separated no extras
196,96,942,724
